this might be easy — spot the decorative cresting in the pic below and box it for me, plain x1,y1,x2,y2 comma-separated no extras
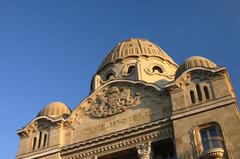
137,142,152,159
98,38,178,70
85,86,140,118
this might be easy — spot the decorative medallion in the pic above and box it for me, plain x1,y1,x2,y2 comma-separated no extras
85,86,140,118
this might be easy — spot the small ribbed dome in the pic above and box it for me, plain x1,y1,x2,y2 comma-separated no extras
98,38,178,70
38,102,71,118
176,56,217,78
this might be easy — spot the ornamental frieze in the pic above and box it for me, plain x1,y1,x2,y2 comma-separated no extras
85,86,140,118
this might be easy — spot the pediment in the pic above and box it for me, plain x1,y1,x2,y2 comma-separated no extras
166,67,226,91
69,80,164,121
67,80,172,143
17,116,54,138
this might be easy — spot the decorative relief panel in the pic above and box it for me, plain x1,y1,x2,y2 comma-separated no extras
137,142,152,159
85,86,140,118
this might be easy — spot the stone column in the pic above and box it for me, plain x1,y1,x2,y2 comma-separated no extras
137,142,152,159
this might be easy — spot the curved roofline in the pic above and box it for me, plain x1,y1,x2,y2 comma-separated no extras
69,79,163,121
165,66,226,88
175,56,218,78
38,101,71,117
98,38,178,71
17,116,67,134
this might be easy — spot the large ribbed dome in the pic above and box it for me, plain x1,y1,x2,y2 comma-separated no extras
90,38,179,90
175,56,217,78
99,38,178,70
38,102,71,118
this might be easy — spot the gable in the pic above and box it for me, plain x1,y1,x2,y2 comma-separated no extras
67,80,172,143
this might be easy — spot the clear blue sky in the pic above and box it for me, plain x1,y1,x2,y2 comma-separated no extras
0,0,239,158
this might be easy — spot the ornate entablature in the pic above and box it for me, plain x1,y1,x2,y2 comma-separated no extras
61,119,173,159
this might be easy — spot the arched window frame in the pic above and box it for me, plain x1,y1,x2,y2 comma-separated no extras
152,65,163,74
196,84,202,102
38,131,42,148
30,119,51,152
32,137,37,150
43,133,48,147
104,70,116,81
190,90,196,104
193,122,227,158
126,65,135,75
203,86,210,100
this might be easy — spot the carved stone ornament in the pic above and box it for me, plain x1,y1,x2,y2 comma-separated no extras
137,142,152,159
85,86,140,118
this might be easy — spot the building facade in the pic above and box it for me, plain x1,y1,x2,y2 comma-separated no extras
17,38,240,159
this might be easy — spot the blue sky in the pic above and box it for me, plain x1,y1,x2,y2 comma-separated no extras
0,0,240,158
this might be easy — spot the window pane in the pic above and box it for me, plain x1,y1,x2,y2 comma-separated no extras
43,134,47,147
212,139,223,148
202,142,210,151
201,130,208,140
127,66,135,74
152,66,163,73
200,125,223,152
38,131,42,148
209,126,218,137
196,84,202,101
190,90,196,104
32,137,36,150
204,86,210,100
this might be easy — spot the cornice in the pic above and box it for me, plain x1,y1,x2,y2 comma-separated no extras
61,118,171,158
17,145,61,159
165,66,226,89
17,117,67,139
171,96,236,120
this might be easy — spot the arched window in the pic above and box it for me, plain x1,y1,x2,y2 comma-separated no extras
127,65,135,74
43,134,47,147
152,66,163,73
32,137,37,150
195,123,225,158
204,86,210,100
190,90,196,104
106,72,114,80
200,126,223,151
38,131,42,148
196,84,202,102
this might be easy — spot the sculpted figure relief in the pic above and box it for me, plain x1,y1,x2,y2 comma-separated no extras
86,86,140,118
